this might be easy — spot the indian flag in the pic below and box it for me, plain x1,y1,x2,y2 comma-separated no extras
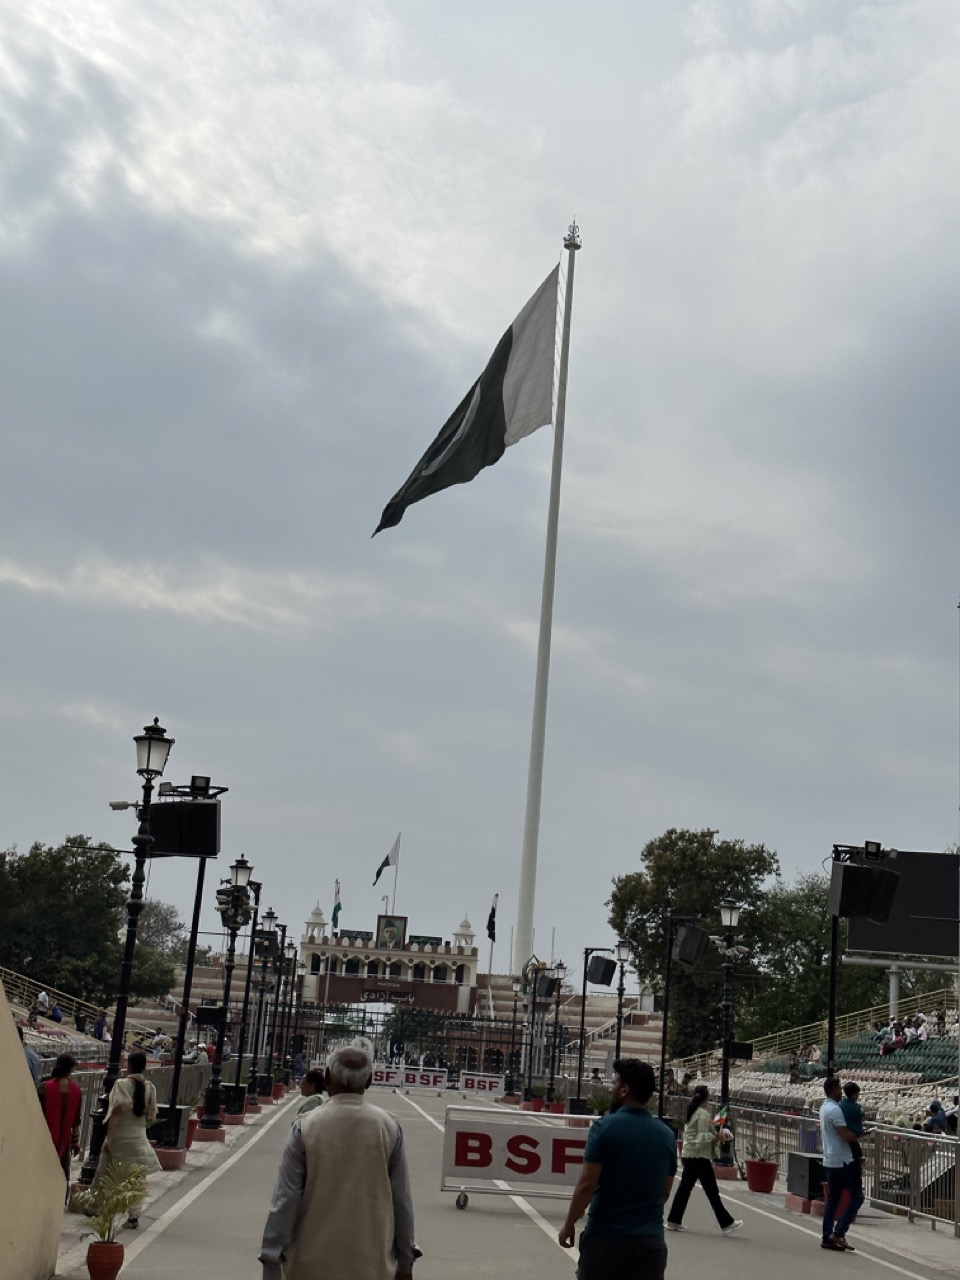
374,266,560,533
331,880,341,932
373,833,401,886
713,1104,728,1124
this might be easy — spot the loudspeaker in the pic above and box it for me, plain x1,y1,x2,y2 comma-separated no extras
587,955,617,986
787,1151,823,1199
672,925,709,967
536,975,560,999
828,861,900,923
149,799,221,858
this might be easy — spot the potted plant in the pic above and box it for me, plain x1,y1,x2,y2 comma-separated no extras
271,1064,286,1101
77,1162,146,1280
548,1086,567,1114
744,1137,778,1193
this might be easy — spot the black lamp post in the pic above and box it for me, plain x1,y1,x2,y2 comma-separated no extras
263,921,287,1090
248,906,277,1102
506,979,521,1095
200,856,254,1131
80,718,174,1184
573,946,612,1114
547,961,567,1102
232,879,262,1091
717,898,741,1167
279,939,297,1073
614,939,631,1060
523,960,542,1101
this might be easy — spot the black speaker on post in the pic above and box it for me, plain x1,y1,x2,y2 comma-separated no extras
536,975,560,999
149,798,221,858
828,861,899,923
672,925,709,967
586,955,616,986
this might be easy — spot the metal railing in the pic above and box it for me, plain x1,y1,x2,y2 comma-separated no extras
675,1101,960,1237
1,966,157,1051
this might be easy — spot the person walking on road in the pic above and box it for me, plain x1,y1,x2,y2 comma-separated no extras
260,1041,417,1280
819,1078,865,1251
559,1057,677,1280
96,1049,161,1229
38,1053,83,1191
666,1084,743,1235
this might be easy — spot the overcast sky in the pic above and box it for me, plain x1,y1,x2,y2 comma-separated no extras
3,1,959,977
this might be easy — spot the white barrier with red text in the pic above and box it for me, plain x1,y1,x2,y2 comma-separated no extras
457,1073,505,1097
370,1065,449,1091
441,1105,593,1201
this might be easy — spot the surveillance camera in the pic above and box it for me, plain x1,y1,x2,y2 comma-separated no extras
108,800,133,811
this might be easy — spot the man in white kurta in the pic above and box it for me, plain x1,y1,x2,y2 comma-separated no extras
260,1043,416,1280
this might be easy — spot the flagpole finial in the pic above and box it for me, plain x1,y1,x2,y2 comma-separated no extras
564,218,581,251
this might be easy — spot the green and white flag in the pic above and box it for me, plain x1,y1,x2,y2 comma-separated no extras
331,879,341,931
373,833,401,886
374,266,560,533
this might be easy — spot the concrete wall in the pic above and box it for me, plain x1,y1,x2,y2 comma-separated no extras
0,985,64,1280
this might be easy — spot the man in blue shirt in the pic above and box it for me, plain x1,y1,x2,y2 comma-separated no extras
819,1078,864,1251
560,1058,677,1279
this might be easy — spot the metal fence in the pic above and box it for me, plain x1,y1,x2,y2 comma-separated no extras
683,1101,960,1236
74,1063,212,1152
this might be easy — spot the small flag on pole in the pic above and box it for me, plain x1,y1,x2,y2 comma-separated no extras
374,266,560,533
486,894,498,942
331,879,341,932
373,833,401,886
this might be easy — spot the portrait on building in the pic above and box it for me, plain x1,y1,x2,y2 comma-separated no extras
376,914,407,949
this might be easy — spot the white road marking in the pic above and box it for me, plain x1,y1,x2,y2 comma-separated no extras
721,1191,941,1280
119,1098,295,1267
395,1091,577,1264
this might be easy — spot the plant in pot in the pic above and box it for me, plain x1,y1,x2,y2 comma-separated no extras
271,1064,287,1101
588,1091,612,1117
744,1137,778,1193
77,1161,146,1280
548,1085,567,1114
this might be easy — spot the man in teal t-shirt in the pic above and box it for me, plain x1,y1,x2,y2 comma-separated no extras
560,1058,677,1280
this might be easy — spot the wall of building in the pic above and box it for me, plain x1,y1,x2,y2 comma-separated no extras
0,985,65,1280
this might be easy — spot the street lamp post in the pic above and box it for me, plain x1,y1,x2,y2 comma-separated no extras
547,962,567,1102
263,922,288,1091
523,960,542,1101
279,940,297,1073
80,718,174,1184
717,898,741,1167
614,940,630,1060
200,857,254,1131
248,907,276,1103
506,979,521,1095
573,946,613,1114
232,879,262,1091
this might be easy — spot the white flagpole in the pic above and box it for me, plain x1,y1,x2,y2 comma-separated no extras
392,836,400,915
513,221,580,977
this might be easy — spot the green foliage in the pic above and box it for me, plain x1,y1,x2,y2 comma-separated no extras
77,1161,145,1242
0,836,127,1001
136,899,185,958
588,1091,612,1115
129,944,177,1003
608,828,779,1058
168,937,214,967
745,1137,777,1162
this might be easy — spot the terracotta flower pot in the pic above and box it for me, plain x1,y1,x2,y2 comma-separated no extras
186,1117,199,1149
548,1102,566,1113
86,1241,124,1280
272,1082,285,1101
530,1098,545,1112
744,1159,778,1193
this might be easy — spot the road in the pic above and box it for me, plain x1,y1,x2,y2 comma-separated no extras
57,1090,958,1279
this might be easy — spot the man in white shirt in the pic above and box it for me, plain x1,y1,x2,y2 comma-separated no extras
819,1078,864,1251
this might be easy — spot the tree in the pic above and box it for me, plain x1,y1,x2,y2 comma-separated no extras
0,836,127,1001
136,899,185,959
129,944,177,1004
607,828,779,1058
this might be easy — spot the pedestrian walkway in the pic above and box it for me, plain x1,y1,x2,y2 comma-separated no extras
55,1089,959,1280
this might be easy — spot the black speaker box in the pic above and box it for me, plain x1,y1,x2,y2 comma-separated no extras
673,925,710,967
536,975,560,999
149,798,221,858
787,1151,824,1199
587,955,617,986
828,861,899,922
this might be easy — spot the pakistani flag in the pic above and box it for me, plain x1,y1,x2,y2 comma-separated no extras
374,266,560,533
486,893,498,942
373,833,401,886
331,879,341,932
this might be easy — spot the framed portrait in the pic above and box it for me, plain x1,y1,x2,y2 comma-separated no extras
376,914,408,950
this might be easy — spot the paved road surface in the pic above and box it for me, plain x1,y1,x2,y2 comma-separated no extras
57,1090,958,1280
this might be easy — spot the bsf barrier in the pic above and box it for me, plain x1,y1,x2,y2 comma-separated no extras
441,1104,594,1207
370,1065,449,1092
457,1073,505,1098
